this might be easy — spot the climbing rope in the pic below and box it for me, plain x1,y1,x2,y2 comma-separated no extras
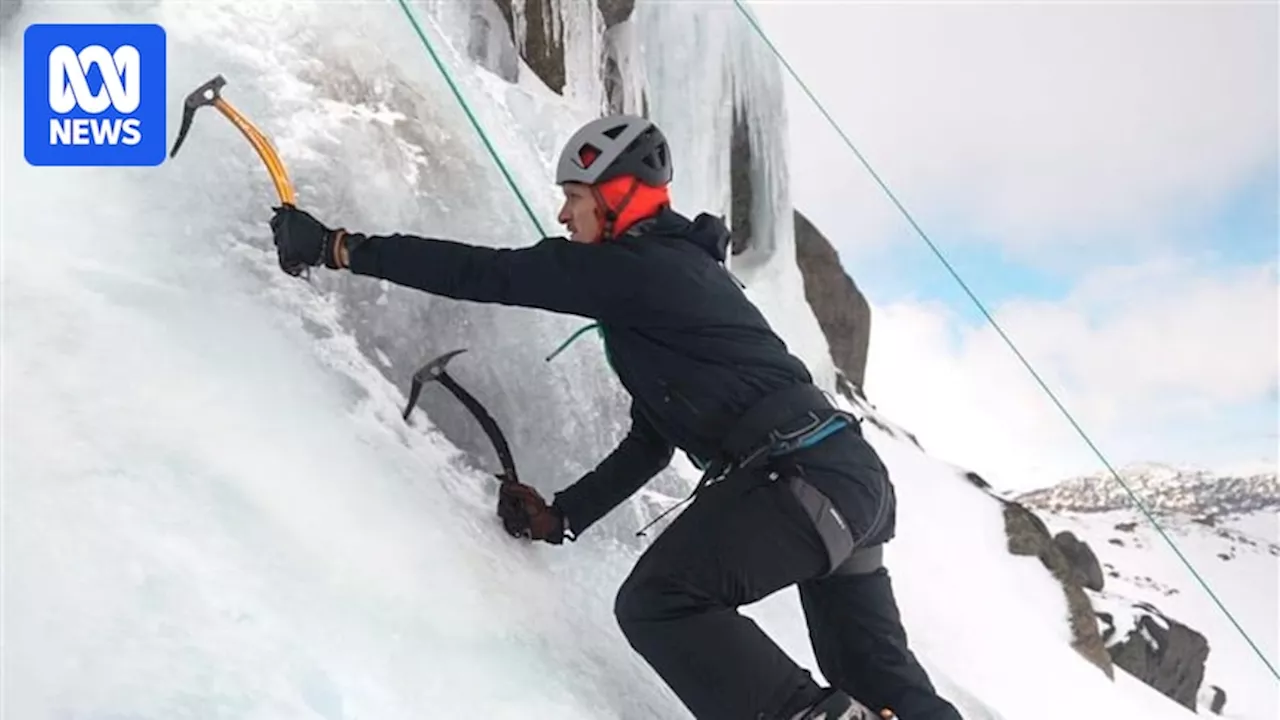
728,0,1278,681
393,0,546,237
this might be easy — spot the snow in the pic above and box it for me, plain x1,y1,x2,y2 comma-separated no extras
1,1,1261,718
1037,508,1279,720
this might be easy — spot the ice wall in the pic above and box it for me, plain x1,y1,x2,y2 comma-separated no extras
92,0,835,547
1,0,835,544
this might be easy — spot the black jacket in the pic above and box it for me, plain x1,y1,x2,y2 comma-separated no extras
346,208,830,536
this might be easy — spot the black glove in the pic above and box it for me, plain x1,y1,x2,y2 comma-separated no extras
497,482,568,544
270,205,344,276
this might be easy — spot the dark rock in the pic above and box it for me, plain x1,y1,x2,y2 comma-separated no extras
729,109,754,255
597,0,635,28
1107,603,1209,711
1053,530,1105,591
1004,500,1052,553
493,0,566,94
1109,538,1126,547
1002,500,1114,676
1208,685,1227,714
793,209,872,389
1115,521,1139,532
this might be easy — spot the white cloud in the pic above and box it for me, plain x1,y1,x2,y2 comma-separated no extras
750,0,1277,261
862,257,1279,491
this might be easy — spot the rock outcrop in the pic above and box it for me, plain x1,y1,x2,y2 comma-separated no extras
1002,500,1115,677
1206,684,1227,715
1053,530,1105,592
492,0,566,94
1097,601,1209,711
792,210,872,390
595,0,636,29
485,0,637,96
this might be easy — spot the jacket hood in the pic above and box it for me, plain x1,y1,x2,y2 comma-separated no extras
629,207,732,263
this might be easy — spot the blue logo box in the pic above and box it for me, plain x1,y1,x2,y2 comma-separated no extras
24,23,167,166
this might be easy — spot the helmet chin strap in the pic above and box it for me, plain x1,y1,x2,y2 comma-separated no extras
592,178,642,240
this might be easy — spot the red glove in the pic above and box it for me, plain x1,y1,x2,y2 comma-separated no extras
497,482,568,544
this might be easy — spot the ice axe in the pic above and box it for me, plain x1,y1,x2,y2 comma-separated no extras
402,349,532,538
168,74,297,206
402,349,520,487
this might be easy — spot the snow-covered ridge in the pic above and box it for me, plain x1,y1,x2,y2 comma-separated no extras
1016,463,1280,518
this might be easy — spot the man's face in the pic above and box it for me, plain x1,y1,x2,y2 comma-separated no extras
557,183,603,244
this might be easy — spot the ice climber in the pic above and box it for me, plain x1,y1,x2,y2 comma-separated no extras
269,113,964,720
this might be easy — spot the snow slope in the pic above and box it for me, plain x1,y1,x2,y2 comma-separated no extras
1018,473,1280,720
2,1,1220,717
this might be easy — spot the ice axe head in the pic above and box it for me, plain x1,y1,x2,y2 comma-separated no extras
169,75,227,160
413,348,468,384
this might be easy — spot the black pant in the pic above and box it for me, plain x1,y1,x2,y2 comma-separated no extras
614,469,962,720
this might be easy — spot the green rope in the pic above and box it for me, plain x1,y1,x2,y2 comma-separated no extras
394,0,628,375
393,0,546,237
545,322,601,362
729,0,1278,681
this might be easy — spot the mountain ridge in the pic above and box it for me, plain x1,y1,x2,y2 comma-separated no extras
1014,463,1279,519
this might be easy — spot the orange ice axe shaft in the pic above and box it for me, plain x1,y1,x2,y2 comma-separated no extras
168,75,297,206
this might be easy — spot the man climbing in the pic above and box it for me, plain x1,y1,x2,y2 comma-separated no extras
269,113,963,720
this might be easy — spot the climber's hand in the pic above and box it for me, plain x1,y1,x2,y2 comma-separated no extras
497,481,567,545
270,205,346,276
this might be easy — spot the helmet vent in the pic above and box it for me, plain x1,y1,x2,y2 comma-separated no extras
577,144,601,168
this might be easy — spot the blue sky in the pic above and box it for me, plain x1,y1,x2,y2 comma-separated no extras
748,0,1278,490
855,161,1278,317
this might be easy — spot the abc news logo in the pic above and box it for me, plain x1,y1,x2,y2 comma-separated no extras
24,23,167,167
48,44,143,147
